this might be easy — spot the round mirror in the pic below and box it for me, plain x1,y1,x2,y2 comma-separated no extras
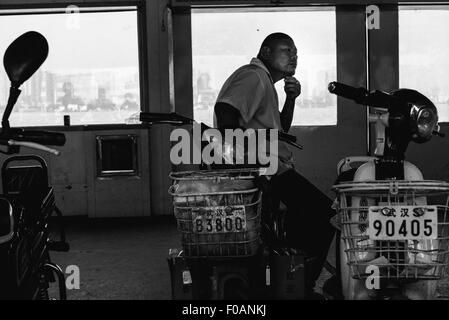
3,31,49,87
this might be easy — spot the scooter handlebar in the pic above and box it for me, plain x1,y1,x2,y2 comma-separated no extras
7,140,60,155
328,82,368,103
6,129,66,146
139,112,193,125
328,81,397,108
0,129,65,155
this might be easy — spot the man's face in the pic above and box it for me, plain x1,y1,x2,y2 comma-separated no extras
267,39,298,77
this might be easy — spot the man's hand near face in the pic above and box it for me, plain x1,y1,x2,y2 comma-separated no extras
284,76,301,101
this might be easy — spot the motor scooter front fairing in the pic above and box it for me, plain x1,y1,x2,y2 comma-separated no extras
329,82,449,300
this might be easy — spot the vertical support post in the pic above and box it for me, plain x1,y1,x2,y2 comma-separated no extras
336,6,368,128
367,4,399,155
144,0,175,215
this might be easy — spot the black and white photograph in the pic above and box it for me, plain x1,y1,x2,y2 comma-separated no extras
0,0,448,310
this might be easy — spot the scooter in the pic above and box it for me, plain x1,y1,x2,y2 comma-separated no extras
328,81,449,300
140,112,313,300
0,31,69,300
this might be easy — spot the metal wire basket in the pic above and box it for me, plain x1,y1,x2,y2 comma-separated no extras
333,180,449,280
169,169,262,258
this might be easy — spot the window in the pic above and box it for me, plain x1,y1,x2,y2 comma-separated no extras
96,135,138,177
399,6,449,122
191,7,337,127
0,7,140,127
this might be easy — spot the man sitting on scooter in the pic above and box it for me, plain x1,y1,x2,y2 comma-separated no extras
214,32,336,299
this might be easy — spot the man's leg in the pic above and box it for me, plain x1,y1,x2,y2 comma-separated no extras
271,169,336,291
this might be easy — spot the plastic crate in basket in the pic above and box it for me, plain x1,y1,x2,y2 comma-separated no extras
333,180,449,281
169,169,262,257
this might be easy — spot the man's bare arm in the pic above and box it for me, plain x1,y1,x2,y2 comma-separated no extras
280,98,296,132
280,76,301,132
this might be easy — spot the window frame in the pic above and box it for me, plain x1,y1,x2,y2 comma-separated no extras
0,2,147,129
188,5,339,127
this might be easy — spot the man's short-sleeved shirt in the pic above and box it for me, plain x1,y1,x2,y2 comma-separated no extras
213,58,294,174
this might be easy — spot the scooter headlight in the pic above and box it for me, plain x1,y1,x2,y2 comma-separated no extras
0,199,14,244
416,107,438,139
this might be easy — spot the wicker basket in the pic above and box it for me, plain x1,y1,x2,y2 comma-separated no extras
333,180,449,280
169,169,262,257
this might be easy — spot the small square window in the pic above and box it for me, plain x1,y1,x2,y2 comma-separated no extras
96,135,138,177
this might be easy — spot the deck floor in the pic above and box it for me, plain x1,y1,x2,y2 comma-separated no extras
48,217,449,300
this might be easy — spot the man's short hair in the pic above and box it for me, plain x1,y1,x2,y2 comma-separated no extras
257,32,293,60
